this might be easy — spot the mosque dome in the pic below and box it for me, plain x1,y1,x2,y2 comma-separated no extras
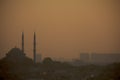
6,47,25,57
1,47,33,64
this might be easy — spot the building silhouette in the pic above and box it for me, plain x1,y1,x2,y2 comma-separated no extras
0,32,39,64
91,53,120,64
80,53,120,65
36,54,42,63
1,47,33,64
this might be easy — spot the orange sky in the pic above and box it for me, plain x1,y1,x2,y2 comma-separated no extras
0,0,120,60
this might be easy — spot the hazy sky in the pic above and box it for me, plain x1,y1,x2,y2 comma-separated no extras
0,0,120,60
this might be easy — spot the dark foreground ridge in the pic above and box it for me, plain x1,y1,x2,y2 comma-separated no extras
0,48,120,80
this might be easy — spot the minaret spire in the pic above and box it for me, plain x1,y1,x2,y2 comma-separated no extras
33,32,36,63
22,32,24,53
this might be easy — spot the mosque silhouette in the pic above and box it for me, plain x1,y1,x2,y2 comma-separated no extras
0,32,37,64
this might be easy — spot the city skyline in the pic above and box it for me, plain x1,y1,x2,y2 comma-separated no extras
0,32,120,62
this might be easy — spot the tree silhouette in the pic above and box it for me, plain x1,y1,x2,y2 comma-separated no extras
43,57,54,64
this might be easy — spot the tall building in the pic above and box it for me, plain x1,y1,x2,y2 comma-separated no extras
22,32,24,53
33,32,36,63
91,53,120,65
36,54,42,63
80,53,120,65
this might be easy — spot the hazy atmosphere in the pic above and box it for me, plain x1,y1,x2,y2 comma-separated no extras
0,0,120,60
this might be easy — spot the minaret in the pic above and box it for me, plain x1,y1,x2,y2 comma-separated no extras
33,32,36,63
22,32,24,53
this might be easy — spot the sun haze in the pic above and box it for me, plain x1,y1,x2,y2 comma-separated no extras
0,0,120,60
